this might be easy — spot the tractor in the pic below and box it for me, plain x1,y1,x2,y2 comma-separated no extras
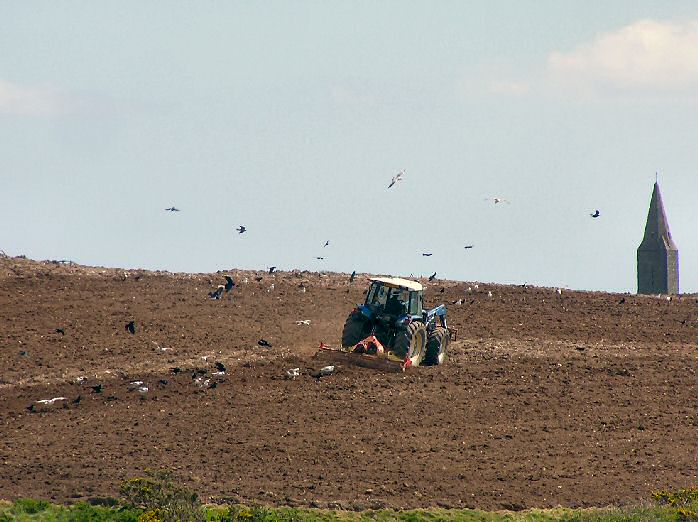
335,277,451,369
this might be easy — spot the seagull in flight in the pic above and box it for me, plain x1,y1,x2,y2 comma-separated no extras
590,210,600,218
388,169,405,189
165,207,180,212
236,225,246,234
485,197,510,205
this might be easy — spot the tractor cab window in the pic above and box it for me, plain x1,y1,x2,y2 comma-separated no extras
407,291,422,315
366,283,390,307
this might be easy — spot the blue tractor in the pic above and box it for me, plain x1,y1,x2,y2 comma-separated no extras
341,277,451,367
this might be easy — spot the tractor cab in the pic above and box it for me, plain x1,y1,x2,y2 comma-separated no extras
361,277,423,320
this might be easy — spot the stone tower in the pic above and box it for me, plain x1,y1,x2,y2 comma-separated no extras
637,182,679,294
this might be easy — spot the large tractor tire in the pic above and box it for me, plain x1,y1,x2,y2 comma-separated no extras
423,326,449,366
341,312,372,348
392,322,427,366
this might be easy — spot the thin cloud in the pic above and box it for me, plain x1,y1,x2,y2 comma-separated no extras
0,79,74,116
488,80,530,96
547,19,698,100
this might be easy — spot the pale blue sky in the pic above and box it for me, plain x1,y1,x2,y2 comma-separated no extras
2,1,697,292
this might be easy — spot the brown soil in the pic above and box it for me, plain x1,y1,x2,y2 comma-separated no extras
0,256,696,511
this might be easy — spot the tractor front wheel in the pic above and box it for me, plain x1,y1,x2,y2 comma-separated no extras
423,326,449,365
392,322,427,366
341,312,372,348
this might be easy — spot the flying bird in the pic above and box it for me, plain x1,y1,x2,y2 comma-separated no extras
422,253,433,257
485,197,510,205
590,210,600,218
165,207,180,212
316,256,324,260
428,272,437,282
324,240,330,247
36,397,67,405
268,266,276,274
349,270,356,282
236,225,246,233
258,339,272,347
464,245,474,249
224,275,235,292
388,169,405,189
126,321,136,335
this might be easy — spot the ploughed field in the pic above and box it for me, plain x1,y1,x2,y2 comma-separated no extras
0,256,696,511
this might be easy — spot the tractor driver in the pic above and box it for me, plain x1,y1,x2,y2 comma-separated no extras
385,290,407,316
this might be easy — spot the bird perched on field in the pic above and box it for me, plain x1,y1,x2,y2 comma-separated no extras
236,225,246,233
428,272,437,281
224,275,235,292
258,339,272,347
349,270,356,283
209,286,224,300
286,368,300,379
590,210,600,218
91,384,103,393
215,362,226,373
388,169,405,189
165,207,180,212
268,266,276,274
126,321,136,335
311,365,335,379
55,328,65,335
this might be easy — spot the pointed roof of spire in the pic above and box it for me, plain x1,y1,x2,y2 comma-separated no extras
639,182,678,251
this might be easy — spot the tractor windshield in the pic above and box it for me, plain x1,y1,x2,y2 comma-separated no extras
366,284,410,315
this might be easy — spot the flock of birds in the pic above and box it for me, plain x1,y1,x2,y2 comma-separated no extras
162,168,602,285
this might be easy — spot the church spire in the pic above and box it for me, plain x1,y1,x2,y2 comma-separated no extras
637,182,679,294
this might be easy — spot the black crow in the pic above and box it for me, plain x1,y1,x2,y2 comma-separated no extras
55,328,65,335
215,362,226,373
428,272,437,281
324,240,329,247
165,207,180,212
268,267,276,274
91,384,103,393
224,275,235,292
349,270,356,282
422,253,433,257
126,321,136,335
209,286,224,300
236,225,246,233
591,210,600,218
258,339,272,347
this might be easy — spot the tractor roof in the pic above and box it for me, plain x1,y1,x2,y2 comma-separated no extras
369,277,423,292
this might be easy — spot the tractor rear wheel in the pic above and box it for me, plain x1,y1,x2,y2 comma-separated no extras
423,326,449,365
341,312,372,348
391,322,427,366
